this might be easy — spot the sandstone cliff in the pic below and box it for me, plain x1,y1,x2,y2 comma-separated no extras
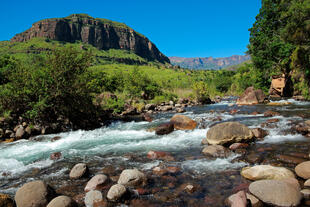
11,14,169,63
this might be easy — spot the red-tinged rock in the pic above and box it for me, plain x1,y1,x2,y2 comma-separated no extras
147,151,169,159
155,123,174,135
50,152,62,160
136,188,149,195
257,147,273,152
152,167,168,176
230,109,238,115
226,191,247,207
276,155,307,165
267,118,280,123
251,111,260,115
170,115,197,130
229,143,249,150
166,166,180,174
232,183,250,194
251,128,268,139
51,136,61,142
93,200,107,207
143,113,153,122
264,110,280,117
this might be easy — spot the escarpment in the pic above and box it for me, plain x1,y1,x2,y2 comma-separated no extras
11,14,170,63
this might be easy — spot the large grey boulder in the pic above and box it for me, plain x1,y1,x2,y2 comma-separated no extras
118,169,146,187
204,122,253,145
15,180,55,207
249,180,302,207
47,196,77,207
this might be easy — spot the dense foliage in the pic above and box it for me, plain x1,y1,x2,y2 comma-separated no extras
248,0,310,97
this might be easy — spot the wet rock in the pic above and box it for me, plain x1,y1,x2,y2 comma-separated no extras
155,123,174,135
15,180,56,207
152,167,168,176
236,87,266,105
145,104,156,111
267,101,291,106
276,154,307,165
176,107,186,113
84,190,103,207
84,174,108,192
51,136,61,142
47,196,77,207
295,161,310,179
50,152,62,160
147,150,173,161
0,193,14,207
166,166,180,174
118,169,146,187
246,193,263,207
249,180,301,207
170,114,197,130
264,110,280,117
69,163,88,179
229,143,249,150
202,145,231,158
267,118,279,123
301,189,310,199
204,122,253,145
93,200,107,207
304,179,310,187
241,165,295,181
142,113,153,122
184,184,196,193
246,152,263,164
15,126,25,139
225,190,247,207
107,184,126,201
251,128,268,139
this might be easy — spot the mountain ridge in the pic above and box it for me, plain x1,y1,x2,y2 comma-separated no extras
169,55,250,70
11,13,170,63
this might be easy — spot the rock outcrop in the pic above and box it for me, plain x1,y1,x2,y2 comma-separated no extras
11,14,170,63
236,87,266,105
269,74,293,97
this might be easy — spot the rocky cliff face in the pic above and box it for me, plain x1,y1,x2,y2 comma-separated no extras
11,14,170,63
169,55,250,70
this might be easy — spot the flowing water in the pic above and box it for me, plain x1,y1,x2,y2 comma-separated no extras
1,98,310,206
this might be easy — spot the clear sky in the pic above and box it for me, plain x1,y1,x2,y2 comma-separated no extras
1,0,261,58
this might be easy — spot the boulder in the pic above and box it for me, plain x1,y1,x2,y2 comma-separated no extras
107,184,127,201
50,152,62,160
84,174,108,192
118,169,146,187
295,161,310,179
47,196,77,207
269,74,293,97
301,189,310,199
204,122,253,145
69,163,88,179
236,87,266,105
246,193,263,207
241,165,295,181
155,123,174,135
202,145,231,158
225,191,247,207
15,180,55,207
249,180,301,206
251,128,268,139
170,115,197,130
15,126,25,139
0,194,14,207
145,104,156,111
84,190,103,207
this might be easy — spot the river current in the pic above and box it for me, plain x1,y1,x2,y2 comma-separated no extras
1,98,310,206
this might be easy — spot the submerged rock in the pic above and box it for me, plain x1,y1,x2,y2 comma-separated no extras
249,180,301,207
15,180,56,207
170,115,197,130
50,152,62,160
202,145,231,158
118,169,146,187
47,196,77,207
241,165,295,181
295,161,310,179
0,194,14,207
107,184,127,201
69,163,88,179
84,174,108,192
84,190,103,207
204,122,253,145
225,190,247,207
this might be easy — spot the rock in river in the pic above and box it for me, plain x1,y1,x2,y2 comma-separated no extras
170,114,197,130
84,174,108,192
107,184,127,201
203,122,253,145
295,161,310,179
249,180,301,207
15,180,56,207
47,196,77,207
118,169,146,187
236,86,266,105
155,123,174,135
202,145,231,158
69,163,88,179
84,190,103,207
241,165,295,181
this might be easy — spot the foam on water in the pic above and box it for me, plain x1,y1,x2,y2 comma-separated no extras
181,154,246,175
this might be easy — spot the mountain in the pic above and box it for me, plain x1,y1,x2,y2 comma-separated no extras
169,55,250,70
10,14,169,64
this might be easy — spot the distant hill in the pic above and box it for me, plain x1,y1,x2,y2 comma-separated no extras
10,13,170,64
169,55,250,70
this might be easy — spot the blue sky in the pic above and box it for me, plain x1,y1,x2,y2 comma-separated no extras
1,0,261,57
